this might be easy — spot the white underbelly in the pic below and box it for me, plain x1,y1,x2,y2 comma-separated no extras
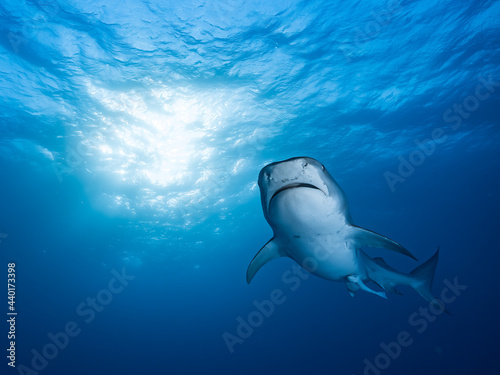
285,235,360,281
269,187,347,236
268,187,360,280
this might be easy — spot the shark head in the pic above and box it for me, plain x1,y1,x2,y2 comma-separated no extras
258,156,351,229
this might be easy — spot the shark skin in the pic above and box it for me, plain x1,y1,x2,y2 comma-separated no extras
247,156,445,311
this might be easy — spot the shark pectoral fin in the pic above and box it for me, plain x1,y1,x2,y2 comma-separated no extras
347,275,387,299
246,238,282,284
349,225,417,260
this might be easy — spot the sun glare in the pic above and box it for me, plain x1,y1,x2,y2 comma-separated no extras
78,81,282,224
86,83,231,188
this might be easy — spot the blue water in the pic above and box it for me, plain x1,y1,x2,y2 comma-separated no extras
1,0,499,374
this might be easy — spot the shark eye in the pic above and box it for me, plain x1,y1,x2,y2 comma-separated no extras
321,164,325,171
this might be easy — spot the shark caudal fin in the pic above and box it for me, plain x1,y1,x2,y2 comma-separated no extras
410,247,451,314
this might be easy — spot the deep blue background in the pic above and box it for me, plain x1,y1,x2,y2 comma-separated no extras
1,1,499,374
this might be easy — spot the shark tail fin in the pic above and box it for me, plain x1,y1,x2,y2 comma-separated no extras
410,247,451,315
246,238,282,284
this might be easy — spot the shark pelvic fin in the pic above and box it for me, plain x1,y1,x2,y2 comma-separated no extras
347,275,387,299
349,225,417,260
346,281,361,297
246,238,282,284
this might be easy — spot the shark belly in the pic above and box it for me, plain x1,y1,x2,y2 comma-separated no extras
269,187,360,281
285,235,361,281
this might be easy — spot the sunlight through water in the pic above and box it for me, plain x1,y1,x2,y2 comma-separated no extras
77,80,288,227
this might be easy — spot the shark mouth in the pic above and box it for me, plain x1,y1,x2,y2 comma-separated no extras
269,183,323,207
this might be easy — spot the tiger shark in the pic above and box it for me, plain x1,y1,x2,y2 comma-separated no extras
247,156,444,310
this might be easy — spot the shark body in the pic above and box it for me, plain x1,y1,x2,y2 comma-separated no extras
247,156,443,308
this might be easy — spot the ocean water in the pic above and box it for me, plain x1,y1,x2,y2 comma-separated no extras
0,0,499,374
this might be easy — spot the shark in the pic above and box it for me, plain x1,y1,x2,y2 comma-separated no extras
247,156,444,310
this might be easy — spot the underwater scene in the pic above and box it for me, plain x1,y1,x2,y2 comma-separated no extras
0,0,499,374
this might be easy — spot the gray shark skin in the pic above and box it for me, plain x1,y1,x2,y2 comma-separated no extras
247,156,445,310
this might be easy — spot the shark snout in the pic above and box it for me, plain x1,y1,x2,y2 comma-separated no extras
258,157,332,215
